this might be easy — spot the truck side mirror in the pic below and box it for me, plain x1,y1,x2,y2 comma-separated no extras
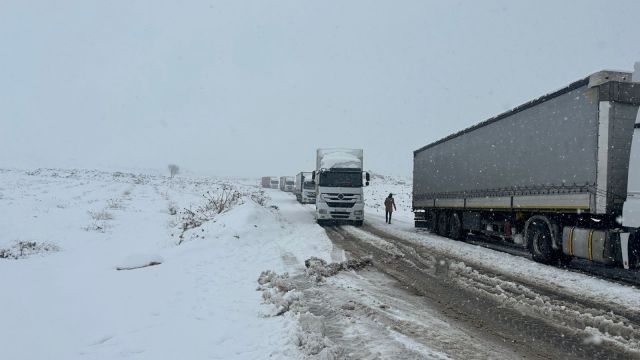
365,172,370,182
366,181,369,186
312,171,316,181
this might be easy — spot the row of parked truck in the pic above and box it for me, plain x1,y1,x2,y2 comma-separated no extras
261,175,314,202
263,149,371,226
262,70,640,271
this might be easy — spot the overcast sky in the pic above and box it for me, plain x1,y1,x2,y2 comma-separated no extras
1,0,639,178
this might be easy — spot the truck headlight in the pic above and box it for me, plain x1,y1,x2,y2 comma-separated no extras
354,210,363,215
319,209,328,214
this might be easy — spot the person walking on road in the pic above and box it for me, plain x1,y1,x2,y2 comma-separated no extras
384,193,396,224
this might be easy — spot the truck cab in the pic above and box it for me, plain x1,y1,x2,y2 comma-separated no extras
284,177,295,192
302,178,316,204
295,172,316,204
270,177,279,189
314,149,370,226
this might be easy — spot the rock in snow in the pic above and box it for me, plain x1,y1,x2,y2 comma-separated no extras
116,253,164,270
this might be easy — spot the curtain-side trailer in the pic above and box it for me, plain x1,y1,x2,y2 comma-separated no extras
413,70,640,269
261,177,271,188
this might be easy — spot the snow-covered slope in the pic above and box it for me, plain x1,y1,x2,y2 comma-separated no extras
0,169,333,360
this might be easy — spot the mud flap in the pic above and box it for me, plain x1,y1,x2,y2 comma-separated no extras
628,229,640,269
620,233,630,270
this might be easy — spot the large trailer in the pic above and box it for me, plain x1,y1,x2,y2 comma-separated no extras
294,172,316,204
261,176,279,189
313,149,370,226
413,70,640,269
260,177,271,188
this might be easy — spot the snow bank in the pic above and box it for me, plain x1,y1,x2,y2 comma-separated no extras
257,265,348,358
304,256,372,282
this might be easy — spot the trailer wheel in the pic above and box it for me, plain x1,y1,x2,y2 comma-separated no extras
437,212,449,237
528,221,555,264
449,213,464,240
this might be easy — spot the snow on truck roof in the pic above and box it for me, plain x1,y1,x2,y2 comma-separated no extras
318,149,363,169
414,70,638,156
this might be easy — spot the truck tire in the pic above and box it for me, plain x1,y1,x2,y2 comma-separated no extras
437,212,449,237
527,221,556,264
354,220,364,227
449,213,464,240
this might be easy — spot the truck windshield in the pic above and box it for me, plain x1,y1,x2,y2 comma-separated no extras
271,181,278,185
286,181,294,185
303,181,315,189
318,171,362,187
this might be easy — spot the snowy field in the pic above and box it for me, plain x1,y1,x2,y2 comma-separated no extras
2,168,640,359
0,168,335,359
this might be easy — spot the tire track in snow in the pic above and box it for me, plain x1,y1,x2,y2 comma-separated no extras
323,225,640,359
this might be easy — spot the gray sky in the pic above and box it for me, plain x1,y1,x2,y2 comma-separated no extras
1,0,639,177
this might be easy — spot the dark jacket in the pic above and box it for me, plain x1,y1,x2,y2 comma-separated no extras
384,197,396,211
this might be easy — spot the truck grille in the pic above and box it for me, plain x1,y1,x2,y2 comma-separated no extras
326,202,355,208
324,193,358,201
330,211,350,219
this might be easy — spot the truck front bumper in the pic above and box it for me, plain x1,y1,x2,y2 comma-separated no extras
316,202,364,221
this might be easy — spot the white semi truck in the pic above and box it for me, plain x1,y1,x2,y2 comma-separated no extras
294,172,316,204
279,176,295,192
313,149,370,226
268,177,279,189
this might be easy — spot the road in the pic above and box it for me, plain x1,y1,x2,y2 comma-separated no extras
310,223,640,359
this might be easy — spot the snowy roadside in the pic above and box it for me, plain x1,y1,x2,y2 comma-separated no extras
363,209,640,314
0,169,335,360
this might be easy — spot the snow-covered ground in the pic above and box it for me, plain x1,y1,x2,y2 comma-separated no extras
2,168,640,359
0,168,334,359
364,173,413,222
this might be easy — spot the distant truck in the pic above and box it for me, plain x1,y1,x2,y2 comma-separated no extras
279,176,295,192
413,70,640,269
294,172,316,204
261,176,279,189
313,149,370,226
